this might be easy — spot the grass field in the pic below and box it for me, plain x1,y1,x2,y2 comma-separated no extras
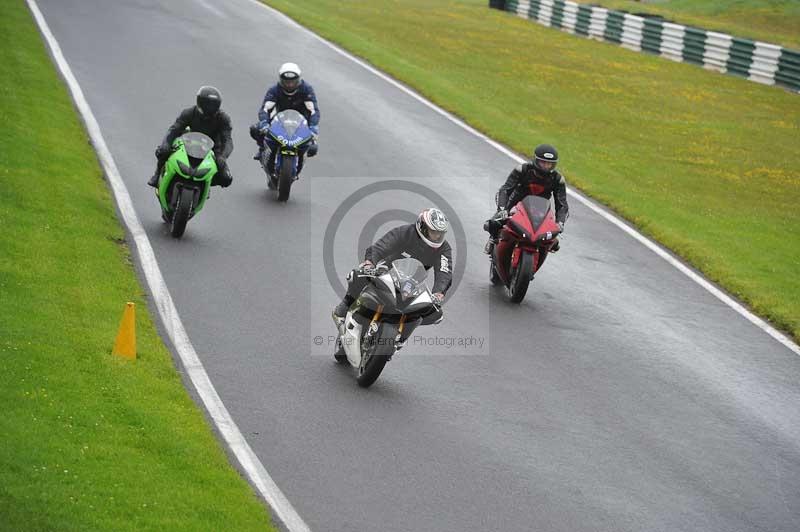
263,0,800,343
571,0,800,50
0,2,276,530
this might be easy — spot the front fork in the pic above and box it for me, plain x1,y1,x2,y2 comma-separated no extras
361,305,384,372
511,244,539,280
275,151,300,179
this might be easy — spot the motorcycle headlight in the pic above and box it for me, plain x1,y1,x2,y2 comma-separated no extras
507,219,529,240
270,132,288,146
194,166,210,178
177,161,194,177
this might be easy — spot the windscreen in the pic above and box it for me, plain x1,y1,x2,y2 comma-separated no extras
521,195,552,230
274,110,306,138
180,132,214,159
390,258,428,299
392,258,428,284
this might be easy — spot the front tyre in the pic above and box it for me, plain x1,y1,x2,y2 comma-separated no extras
170,187,193,238
507,250,533,303
277,155,295,202
356,331,393,388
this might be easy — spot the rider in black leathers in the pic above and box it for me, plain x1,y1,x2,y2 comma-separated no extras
333,208,453,321
485,143,569,253
148,86,233,188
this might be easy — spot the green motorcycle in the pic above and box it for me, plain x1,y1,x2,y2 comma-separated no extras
156,132,217,238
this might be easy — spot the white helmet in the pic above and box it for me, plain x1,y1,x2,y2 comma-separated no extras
278,62,302,95
415,208,449,248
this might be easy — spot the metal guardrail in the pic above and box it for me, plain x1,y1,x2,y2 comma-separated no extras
490,0,800,93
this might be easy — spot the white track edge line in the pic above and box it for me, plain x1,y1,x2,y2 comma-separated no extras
252,0,799,357
25,1,312,530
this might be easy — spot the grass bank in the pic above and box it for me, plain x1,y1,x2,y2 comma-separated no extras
263,0,800,342
0,2,276,530
571,0,800,50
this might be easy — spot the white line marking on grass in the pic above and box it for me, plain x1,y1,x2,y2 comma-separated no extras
25,1,312,530
252,0,799,357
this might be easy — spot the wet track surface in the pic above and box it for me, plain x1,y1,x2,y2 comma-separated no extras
36,1,800,530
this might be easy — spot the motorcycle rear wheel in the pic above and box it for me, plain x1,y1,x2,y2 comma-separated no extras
507,250,533,303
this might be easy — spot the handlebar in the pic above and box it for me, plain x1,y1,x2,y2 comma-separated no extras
357,263,389,277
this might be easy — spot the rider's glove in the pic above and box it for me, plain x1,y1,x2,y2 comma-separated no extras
495,209,509,220
432,292,445,306
307,140,319,158
155,144,172,159
219,174,232,188
358,260,375,275
258,120,270,133
557,221,565,233
212,161,233,188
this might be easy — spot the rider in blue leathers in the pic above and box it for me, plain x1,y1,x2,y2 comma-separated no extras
249,62,320,178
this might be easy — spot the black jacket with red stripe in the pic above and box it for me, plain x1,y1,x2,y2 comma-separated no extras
496,163,569,224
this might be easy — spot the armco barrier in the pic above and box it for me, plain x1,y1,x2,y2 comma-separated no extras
492,0,800,92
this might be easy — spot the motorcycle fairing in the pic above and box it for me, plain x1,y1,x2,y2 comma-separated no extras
158,132,216,214
341,310,365,367
519,195,558,236
268,110,313,149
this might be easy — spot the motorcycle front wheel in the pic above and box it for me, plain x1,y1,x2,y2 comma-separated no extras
170,187,193,238
277,155,295,202
356,330,393,388
507,250,533,303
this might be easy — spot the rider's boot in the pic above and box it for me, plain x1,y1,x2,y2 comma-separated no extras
147,170,160,188
484,238,495,255
332,295,354,325
254,137,266,160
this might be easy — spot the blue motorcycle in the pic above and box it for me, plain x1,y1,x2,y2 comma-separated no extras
259,110,316,201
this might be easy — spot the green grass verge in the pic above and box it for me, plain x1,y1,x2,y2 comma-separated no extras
571,0,800,50
263,0,800,342
0,2,276,530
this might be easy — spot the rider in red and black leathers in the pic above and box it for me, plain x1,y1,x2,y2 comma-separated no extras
486,144,569,251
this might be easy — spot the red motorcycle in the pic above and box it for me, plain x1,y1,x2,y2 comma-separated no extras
487,195,561,303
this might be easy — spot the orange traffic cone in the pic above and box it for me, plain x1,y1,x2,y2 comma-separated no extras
112,302,136,360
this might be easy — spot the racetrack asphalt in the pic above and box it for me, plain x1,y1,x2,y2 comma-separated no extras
35,1,800,530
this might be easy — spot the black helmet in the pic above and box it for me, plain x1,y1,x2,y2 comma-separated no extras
532,144,558,176
278,62,302,95
415,208,449,249
196,86,222,116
